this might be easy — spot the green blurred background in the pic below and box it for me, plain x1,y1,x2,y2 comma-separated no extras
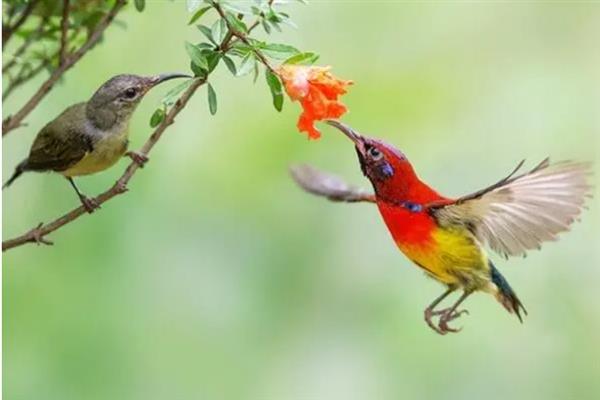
3,1,599,399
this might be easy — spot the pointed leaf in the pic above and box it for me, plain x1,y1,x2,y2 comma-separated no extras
225,12,248,33
197,24,216,44
265,69,284,112
260,43,299,59
283,52,319,65
187,0,202,12
162,79,195,107
236,52,255,76
188,6,211,25
211,19,227,44
134,0,145,12
185,41,208,71
150,107,166,127
222,55,237,75
207,83,217,115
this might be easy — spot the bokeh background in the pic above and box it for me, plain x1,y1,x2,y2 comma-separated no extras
3,1,600,399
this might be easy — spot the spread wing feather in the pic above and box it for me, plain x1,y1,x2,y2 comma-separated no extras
431,158,592,258
290,164,375,203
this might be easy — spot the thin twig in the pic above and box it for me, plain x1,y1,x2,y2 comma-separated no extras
2,0,38,47
59,0,70,65
212,1,276,73
3,10,270,252
2,0,126,136
3,61,49,100
3,27,82,101
2,16,49,74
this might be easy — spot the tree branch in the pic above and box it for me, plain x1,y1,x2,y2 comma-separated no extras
2,16,48,74
213,1,276,73
59,0,70,65
2,0,126,136
2,77,205,252
2,0,38,47
2,9,271,252
3,27,81,100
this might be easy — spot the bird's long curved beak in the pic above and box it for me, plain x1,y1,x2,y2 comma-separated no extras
325,119,366,152
147,72,192,87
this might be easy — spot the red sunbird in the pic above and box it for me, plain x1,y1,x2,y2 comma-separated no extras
291,120,592,335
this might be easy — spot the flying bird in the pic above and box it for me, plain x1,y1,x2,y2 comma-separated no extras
291,120,592,334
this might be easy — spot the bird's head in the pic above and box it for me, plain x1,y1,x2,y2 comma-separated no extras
86,73,190,129
326,119,420,201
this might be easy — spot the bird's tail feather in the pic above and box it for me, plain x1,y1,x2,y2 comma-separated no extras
490,262,527,322
3,159,28,189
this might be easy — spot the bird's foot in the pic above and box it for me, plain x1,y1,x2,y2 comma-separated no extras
424,307,469,335
424,308,446,334
437,308,469,334
79,196,100,213
126,151,149,168
28,223,53,246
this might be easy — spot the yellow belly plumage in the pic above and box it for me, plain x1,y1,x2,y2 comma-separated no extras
397,226,491,289
61,131,128,177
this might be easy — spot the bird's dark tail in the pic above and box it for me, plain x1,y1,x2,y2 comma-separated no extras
490,262,527,322
3,159,28,189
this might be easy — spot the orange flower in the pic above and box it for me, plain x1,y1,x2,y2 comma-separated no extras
277,65,353,139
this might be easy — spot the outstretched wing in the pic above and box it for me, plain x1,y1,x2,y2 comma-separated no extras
290,164,375,203
431,158,592,258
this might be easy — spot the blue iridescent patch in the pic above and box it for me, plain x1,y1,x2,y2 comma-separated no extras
402,202,422,213
381,163,394,177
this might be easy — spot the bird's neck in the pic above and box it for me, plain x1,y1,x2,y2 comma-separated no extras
374,176,447,206
85,100,136,133
85,101,119,131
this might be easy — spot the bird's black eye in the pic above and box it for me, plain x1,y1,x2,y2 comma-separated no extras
368,146,383,161
124,88,138,99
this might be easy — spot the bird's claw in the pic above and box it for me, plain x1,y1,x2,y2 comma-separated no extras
79,196,100,213
126,151,149,168
424,307,469,335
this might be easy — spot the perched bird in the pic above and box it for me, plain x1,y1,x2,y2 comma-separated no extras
291,120,592,334
3,72,190,212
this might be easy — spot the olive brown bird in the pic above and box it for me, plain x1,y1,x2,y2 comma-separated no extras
291,120,592,334
3,72,190,212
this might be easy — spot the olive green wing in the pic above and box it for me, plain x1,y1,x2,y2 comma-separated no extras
430,159,592,258
26,120,94,172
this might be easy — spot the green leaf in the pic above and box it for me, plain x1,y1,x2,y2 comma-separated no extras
283,52,319,65
197,24,216,44
205,50,222,72
261,20,271,34
150,107,166,127
225,12,248,33
265,69,284,112
230,42,253,58
222,55,237,75
222,2,253,15
162,79,195,107
207,83,217,115
134,0,145,12
253,60,260,83
187,0,203,12
211,19,227,44
236,52,255,76
188,6,211,25
185,41,209,71
260,43,300,59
